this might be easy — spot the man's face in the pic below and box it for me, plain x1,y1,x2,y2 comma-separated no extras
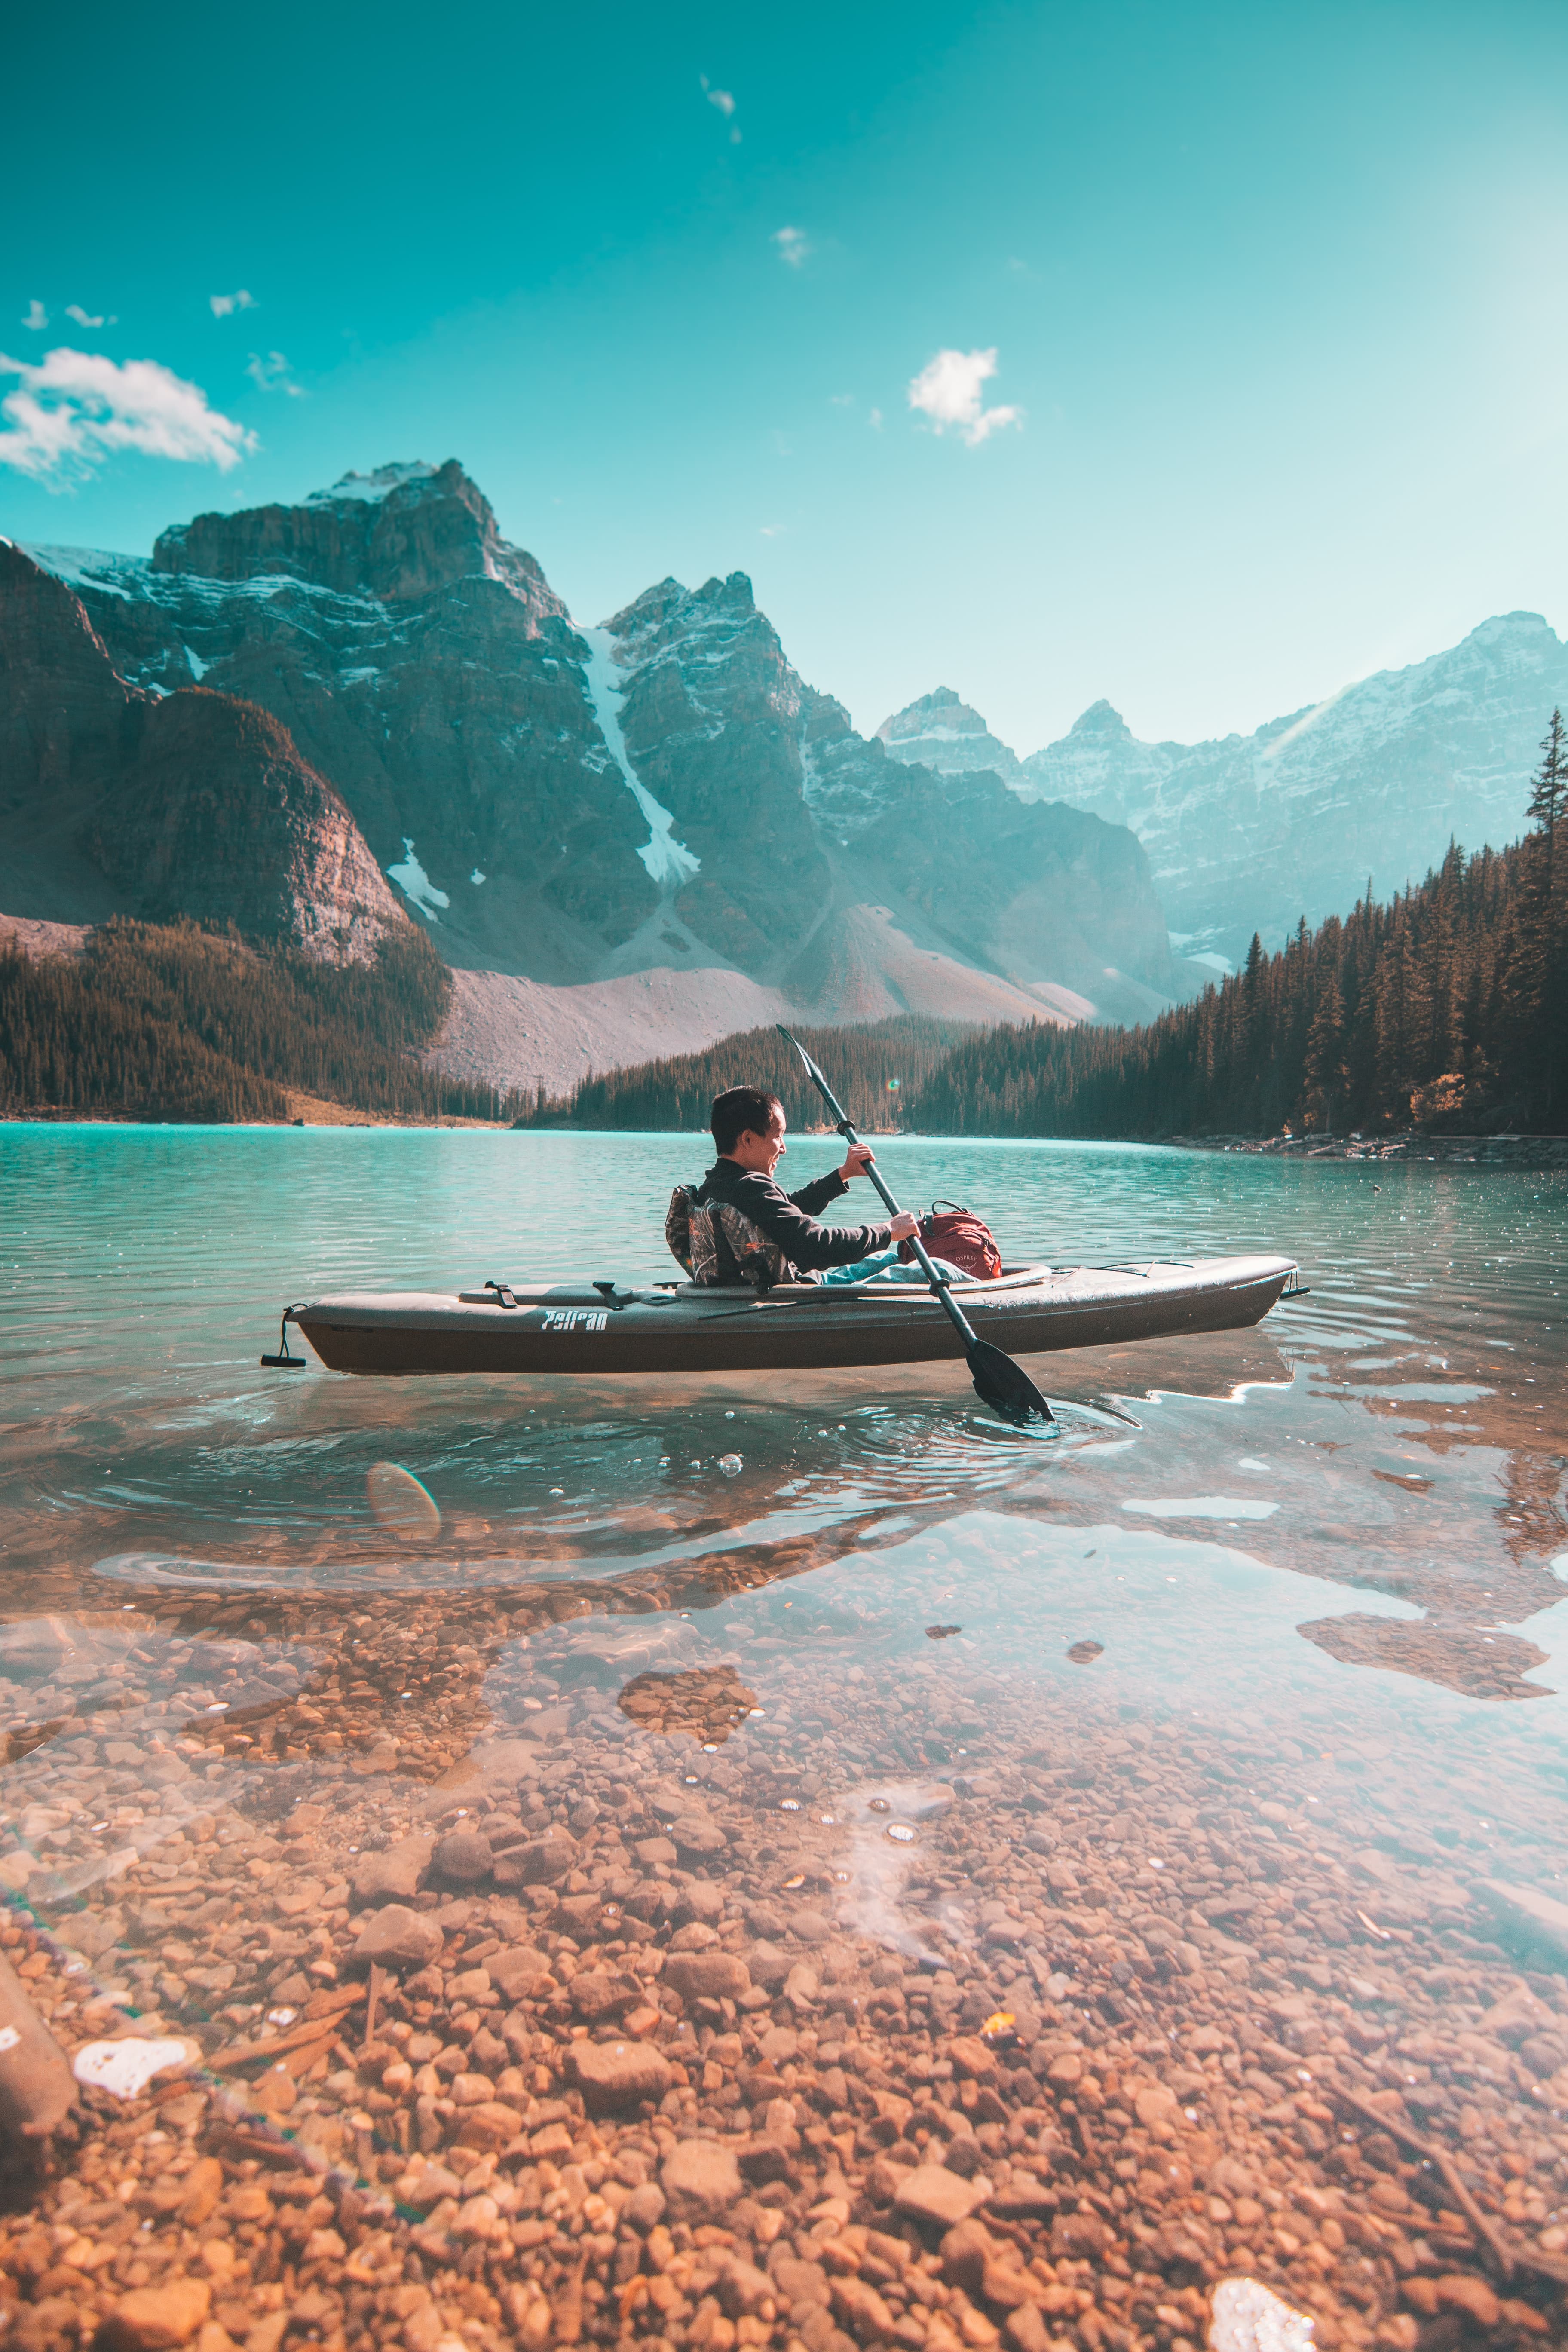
732,1108,787,1176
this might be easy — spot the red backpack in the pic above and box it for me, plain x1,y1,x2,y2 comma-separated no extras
897,1198,1002,1280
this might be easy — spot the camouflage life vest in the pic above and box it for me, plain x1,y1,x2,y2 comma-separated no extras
665,1185,783,1290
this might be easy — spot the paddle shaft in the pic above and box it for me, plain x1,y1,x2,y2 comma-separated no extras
850,1134,994,1354
786,1060,988,1356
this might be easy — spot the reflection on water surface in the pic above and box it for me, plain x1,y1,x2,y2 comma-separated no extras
0,1128,1564,2345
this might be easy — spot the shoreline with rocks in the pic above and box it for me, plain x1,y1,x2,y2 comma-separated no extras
1168,1133,1568,1168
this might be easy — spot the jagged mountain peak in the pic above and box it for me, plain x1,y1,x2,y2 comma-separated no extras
605,570,759,640
150,456,564,620
878,686,984,742
703,569,757,609
876,686,1023,783
1069,698,1132,739
306,460,438,507
1465,610,1556,646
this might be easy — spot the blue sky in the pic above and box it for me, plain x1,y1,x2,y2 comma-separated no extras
6,0,1568,751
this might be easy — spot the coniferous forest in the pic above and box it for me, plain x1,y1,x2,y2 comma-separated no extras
0,920,524,1124
517,1016,978,1137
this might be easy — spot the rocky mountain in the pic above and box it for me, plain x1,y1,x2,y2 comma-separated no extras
881,615,1568,968
0,540,406,960
604,572,1171,1020
88,689,409,957
876,686,1024,787
5,462,1178,1090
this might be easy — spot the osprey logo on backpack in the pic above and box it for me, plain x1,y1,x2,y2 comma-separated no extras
897,1199,1002,1281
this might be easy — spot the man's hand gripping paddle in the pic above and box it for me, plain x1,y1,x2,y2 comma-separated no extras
777,1027,1053,1426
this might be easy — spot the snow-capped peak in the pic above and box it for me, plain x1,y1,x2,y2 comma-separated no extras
307,462,437,507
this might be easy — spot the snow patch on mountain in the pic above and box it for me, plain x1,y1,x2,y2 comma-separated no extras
387,839,450,921
22,545,147,602
308,462,437,505
575,624,701,888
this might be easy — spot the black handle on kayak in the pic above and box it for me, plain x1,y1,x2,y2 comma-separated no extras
776,1026,1052,1425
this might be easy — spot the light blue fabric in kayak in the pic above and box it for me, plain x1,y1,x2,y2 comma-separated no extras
818,1247,976,1286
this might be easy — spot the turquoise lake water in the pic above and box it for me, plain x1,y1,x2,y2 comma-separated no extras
0,1123,1565,2006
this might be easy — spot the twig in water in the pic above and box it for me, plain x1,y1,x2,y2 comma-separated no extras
1325,2078,1534,2283
363,1962,385,2052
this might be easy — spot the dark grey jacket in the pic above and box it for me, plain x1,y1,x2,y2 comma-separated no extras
692,1156,891,1283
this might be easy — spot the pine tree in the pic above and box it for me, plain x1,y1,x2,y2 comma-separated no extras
1524,710,1567,1114
1528,709,1568,848
1303,972,1346,1133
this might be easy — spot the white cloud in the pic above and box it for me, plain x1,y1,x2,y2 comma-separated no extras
830,393,854,407
773,225,810,269
65,304,115,328
906,346,1022,446
699,74,741,142
21,300,47,332
0,346,257,484
869,407,883,431
245,349,304,397
210,290,257,318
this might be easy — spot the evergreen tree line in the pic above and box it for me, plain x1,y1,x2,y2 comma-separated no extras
909,730,1567,1139
530,732,1566,1141
514,1016,978,1136
0,919,527,1124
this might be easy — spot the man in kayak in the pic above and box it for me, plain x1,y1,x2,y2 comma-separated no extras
673,1085,917,1289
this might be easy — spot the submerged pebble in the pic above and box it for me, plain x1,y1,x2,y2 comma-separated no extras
70,2036,196,2099
1210,2276,1317,2351
0,1604,1562,2352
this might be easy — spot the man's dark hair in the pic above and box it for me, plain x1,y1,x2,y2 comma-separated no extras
711,1086,783,1155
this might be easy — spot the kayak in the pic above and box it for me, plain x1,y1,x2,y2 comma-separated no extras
275,1255,1301,1378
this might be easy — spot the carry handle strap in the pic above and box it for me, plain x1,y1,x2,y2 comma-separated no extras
261,1305,309,1369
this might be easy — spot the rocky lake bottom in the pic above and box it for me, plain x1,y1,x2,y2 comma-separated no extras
0,1128,1565,2352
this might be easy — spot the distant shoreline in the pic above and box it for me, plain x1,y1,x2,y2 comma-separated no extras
5,1107,1565,1164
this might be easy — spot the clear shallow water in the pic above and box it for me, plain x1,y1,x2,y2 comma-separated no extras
1,1124,1565,2021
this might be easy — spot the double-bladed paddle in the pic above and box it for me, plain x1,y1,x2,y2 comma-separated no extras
777,1026,1053,1426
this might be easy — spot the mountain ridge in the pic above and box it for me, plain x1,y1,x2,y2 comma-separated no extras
6,460,1180,1091
0,538,409,959
880,612,1567,966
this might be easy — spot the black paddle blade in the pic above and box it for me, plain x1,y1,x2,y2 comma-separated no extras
967,1340,1054,1425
